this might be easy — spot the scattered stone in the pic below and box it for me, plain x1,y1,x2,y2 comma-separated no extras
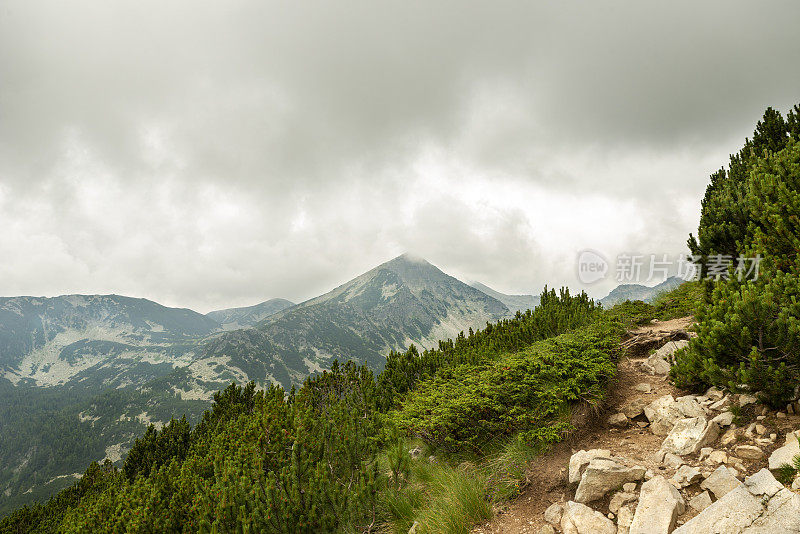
609,491,637,514
709,396,731,411
608,413,629,427
560,501,616,534
644,469,655,480
574,458,646,503
793,477,800,490
700,465,742,499
645,395,707,436
622,482,637,493
671,465,702,488
705,387,724,401
777,411,787,419
537,525,555,534
620,398,649,419
543,502,563,525
734,444,764,460
720,428,738,447
409,447,422,459
635,421,649,428
755,437,774,447
756,415,766,421
689,490,713,512
634,382,652,393
568,449,611,486
738,394,757,407
699,447,713,461
767,430,800,470
704,450,727,465
640,340,687,375
745,422,758,438
660,417,719,456
789,403,796,415
711,411,734,427
761,406,769,416
629,476,685,534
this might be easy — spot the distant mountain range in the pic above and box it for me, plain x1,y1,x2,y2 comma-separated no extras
0,254,522,512
468,281,539,314
598,276,684,308
205,298,295,330
197,254,509,389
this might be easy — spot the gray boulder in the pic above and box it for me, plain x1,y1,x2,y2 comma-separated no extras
700,465,742,499
575,458,645,503
660,417,719,456
560,501,617,534
544,502,563,525
671,465,702,488
629,476,685,534
767,430,800,470
644,395,706,436
569,449,611,486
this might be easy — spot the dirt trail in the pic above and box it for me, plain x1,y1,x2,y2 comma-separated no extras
472,317,695,534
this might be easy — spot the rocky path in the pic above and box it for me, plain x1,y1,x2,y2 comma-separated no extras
473,317,800,534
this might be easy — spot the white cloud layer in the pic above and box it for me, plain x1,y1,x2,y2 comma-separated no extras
1,0,799,311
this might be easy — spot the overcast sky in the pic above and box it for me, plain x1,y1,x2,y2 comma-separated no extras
1,1,799,312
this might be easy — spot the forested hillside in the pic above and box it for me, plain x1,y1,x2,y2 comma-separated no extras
0,287,621,532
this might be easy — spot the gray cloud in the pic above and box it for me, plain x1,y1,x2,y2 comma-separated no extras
1,0,799,311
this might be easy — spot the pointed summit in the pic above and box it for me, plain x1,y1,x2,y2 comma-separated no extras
201,254,509,389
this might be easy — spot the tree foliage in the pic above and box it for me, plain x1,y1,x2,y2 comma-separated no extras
674,104,800,405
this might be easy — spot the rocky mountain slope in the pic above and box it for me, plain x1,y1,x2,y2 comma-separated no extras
205,298,295,330
197,254,510,390
475,319,800,534
469,282,540,315
0,295,220,389
599,277,684,308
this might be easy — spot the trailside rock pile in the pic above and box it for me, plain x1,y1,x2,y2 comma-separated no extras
538,340,800,534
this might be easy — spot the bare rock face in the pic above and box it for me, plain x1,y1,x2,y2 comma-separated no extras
644,395,706,436
560,501,617,534
568,449,612,486
674,469,800,533
768,430,800,470
660,417,719,456
628,476,685,534
700,465,742,499
574,458,646,503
